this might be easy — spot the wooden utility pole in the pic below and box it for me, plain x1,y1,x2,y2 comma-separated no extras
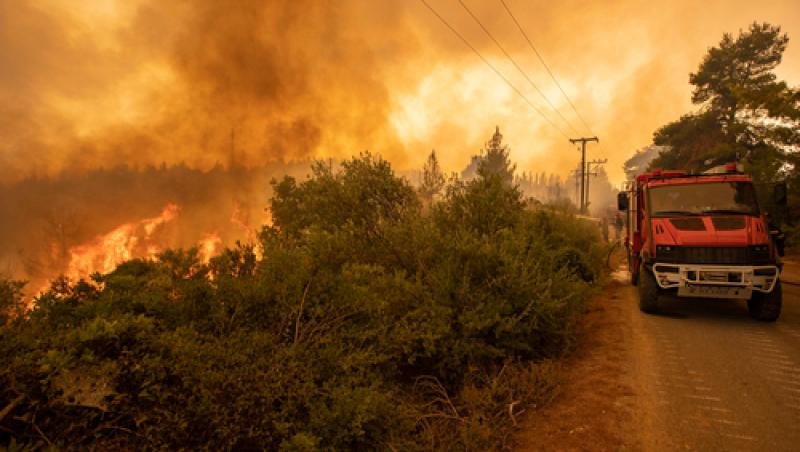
569,137,599,213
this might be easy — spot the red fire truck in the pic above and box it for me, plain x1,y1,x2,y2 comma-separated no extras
618,163,787,321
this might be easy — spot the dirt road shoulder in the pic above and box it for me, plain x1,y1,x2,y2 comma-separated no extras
514,279,641,451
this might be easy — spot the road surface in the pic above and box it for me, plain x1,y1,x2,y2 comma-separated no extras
628,258,800,451
516,258,800,451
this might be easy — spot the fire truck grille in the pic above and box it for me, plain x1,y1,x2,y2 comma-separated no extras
659,246,771,265
680,247,748,264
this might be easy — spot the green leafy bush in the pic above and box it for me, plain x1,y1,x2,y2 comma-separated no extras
1,153,607,450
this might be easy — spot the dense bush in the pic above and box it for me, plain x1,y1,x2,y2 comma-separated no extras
1,153,608,450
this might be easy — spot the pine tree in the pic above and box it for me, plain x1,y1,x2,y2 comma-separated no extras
477,126,516,186
419,149,446,203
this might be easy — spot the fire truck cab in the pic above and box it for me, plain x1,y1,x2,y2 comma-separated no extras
618,164,787,321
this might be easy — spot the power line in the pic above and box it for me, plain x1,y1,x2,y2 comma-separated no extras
457,0,579,135
418,0,569,139
499,0,594,135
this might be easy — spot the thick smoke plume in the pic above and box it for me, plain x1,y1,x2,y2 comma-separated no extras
2,0,800,182
1,0,419,291
0,0,414,180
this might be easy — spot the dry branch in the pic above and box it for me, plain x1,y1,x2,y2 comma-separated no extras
0,394,24,424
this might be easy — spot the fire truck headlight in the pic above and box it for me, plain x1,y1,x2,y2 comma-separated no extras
749,245,770,263
656,245,677,260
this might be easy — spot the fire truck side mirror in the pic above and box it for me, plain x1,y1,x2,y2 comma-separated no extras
617,192,629,211
773,182,787,206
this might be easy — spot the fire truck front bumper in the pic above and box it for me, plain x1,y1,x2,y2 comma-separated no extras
650,263,779,299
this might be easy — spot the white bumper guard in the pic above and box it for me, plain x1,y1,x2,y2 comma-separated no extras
651,263,779,299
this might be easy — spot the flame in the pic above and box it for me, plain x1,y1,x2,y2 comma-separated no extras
38,201,258,294
230,201,263,260
143,203,179,236
197,233,223,264
66,203,179,279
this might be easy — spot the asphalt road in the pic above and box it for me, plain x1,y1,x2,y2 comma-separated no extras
624,259,800,451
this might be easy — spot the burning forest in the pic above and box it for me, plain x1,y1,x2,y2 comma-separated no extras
2,0,800,450
0,162,312,295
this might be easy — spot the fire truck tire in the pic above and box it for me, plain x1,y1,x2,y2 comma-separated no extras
747,281,782,322
638,265,659,313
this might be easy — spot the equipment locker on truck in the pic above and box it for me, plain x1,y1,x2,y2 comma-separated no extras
618,163,787,321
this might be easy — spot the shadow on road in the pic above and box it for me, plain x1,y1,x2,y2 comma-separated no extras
650,295,758,324
646,308,688,319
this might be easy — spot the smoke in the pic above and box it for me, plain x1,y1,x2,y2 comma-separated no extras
3,0,800,184
0,0,418,180
391,0,800,183
127,0,409,166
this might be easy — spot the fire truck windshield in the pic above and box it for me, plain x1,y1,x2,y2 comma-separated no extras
648,181,760,217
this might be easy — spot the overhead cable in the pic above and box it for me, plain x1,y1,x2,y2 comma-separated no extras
419,0,570,139
458,0,579,135
499,0,595,135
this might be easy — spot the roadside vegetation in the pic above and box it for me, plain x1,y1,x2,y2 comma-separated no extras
0,153,607,450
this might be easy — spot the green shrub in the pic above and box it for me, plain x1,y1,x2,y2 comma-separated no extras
1,154,607,450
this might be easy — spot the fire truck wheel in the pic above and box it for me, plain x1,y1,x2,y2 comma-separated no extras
747,281,782,322
638,265,659,313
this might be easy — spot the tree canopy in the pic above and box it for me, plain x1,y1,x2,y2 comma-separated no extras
690,23,789,127
650,22,799,184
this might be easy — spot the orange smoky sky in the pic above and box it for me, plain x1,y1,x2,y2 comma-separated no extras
2,0,800,186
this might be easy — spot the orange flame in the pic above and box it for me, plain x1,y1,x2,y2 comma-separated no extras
230,201,263,260
39,201,259,295
66,203,179,279
230,202,257,241
197,233,223,264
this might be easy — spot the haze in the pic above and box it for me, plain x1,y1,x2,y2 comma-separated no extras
2,0,800,186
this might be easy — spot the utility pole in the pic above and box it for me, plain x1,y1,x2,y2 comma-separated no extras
585,158,607,215
569,137,599,213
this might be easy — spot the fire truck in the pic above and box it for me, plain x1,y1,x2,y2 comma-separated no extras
618,163,787,321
